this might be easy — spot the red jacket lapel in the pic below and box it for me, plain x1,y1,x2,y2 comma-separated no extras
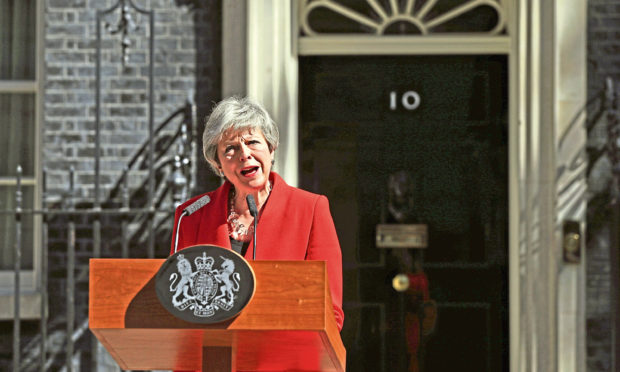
195,181,231,249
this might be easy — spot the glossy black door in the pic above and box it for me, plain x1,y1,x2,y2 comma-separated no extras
299,55,508,372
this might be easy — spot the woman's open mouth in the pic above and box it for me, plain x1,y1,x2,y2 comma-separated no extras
240,166,260,177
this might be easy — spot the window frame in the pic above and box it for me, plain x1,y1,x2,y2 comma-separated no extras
0,0,43,319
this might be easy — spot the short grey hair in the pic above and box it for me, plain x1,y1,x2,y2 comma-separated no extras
202,96,279,176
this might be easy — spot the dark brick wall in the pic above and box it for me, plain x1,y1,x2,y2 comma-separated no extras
588,1,620,94
43,0,221,199
587,1,620,371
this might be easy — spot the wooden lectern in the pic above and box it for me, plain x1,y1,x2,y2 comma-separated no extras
89,259,346,371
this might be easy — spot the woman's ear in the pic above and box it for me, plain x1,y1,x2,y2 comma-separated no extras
212,158,224,177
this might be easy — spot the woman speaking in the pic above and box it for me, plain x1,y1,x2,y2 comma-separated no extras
170,96,344,331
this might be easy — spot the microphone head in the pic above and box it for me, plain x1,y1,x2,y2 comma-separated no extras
183,195,210,216
246,194,258,217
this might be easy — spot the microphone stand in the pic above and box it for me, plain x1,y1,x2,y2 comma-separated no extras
252,217,257,260
246,194,259,260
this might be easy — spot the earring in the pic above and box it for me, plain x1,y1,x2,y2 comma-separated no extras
215,164,224,177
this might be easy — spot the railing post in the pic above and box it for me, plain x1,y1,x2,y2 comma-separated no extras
92,11,103,367
40,168,49,372
13,165,22,372
66,167,76,372
147,8,155,258
190,100,198,194
122,167,130,259
607,77,620,372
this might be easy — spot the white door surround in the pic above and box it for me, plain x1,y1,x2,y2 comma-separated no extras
240,1,587,371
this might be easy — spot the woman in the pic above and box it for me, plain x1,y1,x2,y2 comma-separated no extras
170,96,344,331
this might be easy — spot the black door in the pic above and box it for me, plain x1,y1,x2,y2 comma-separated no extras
299,55,508,372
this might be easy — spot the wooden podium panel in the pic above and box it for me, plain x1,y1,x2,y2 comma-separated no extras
89,259,345,371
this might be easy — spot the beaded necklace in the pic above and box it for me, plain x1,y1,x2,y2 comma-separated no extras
227,182,271,242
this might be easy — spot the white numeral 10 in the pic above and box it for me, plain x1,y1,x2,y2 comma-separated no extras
389,91,421,111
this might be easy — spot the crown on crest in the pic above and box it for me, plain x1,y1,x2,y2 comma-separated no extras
195,252,214,271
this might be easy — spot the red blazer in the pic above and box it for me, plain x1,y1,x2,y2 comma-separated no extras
170,172,344,330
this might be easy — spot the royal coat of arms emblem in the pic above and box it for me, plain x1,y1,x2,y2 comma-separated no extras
156,245,255,324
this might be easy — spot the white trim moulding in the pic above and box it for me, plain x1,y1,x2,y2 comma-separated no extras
0,81,37,93
298,35,511,55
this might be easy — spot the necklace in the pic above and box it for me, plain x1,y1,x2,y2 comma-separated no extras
227,181,272,241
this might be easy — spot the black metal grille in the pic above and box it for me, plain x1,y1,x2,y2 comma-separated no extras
4,97,196,371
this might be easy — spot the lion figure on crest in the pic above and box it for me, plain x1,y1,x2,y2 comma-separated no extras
214,257,240,305
169,254,196,307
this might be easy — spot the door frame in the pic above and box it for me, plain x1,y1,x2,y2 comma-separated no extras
238,1,588,371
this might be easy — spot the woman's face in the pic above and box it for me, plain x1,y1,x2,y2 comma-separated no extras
216,128,274,193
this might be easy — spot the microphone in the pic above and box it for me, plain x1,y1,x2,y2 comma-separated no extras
246,195,258,260
183,195,211,216
174,195,211,253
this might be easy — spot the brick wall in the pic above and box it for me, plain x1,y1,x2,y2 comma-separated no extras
44,0,221,199
587,0,620,371
588,1,620,94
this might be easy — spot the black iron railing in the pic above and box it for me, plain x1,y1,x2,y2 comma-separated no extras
4,97,196,372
